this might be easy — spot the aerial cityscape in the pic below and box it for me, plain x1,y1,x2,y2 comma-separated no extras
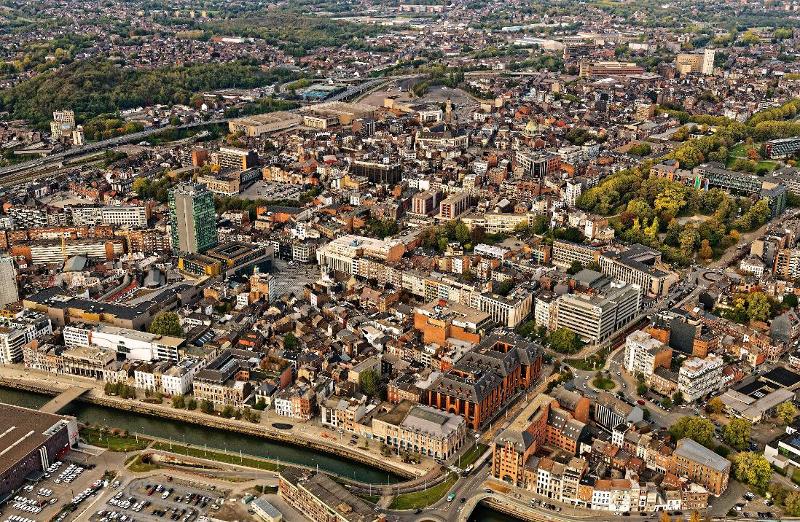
3,1,800,521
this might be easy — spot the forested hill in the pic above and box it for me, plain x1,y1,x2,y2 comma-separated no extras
0,59,299,128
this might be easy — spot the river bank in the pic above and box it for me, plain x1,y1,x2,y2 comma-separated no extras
0,371,417,484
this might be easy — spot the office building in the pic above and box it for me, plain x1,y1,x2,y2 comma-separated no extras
579,61,645,78
217,147,257,170
425,334,543,430
371,401,466,460
350,160,402,185
555,281,641,343
279,468,376,522
63,323,184,362
169,183,218,254
599,244,677,298
766,137,800,159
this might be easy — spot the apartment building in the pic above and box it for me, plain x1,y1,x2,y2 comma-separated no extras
623,330,672,378
320,395,367,433
0,311,52,364
217,147,257,170
678,354,724,402
410,191,440,216
438,192,472,220
671,438,730,496
529,456,588,503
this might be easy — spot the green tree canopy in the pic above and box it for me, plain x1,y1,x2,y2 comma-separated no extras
148,312,183,337
669,416,715,448
722,418,752,450
732,452,772,492
359,369,381,398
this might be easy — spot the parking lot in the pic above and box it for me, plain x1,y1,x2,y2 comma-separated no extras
90,476,224,522
240,180,303,202
1,454,110,522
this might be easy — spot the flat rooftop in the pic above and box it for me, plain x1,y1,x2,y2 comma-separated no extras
0,404,71,478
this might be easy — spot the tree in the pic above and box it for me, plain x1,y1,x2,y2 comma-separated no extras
699,239,713,260
784,491,800,516
359,369,381,398
669,416,715,447
659,511,672,522
777,401,798,425
187,398,197,410
200,400,214,414
784,293,799,309
548,328,581,354
567,260,584,275
679,224,700,253
722,418,752,450
254,398,267,411
672,391,685,406
637,382,648,396
221,405,235,418
689,511,702,522
283,332,299,350
148,312,183,336
732,452,772,492
707,397,724,414
172,395,186,409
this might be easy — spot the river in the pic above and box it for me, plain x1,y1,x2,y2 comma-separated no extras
0,386,401,485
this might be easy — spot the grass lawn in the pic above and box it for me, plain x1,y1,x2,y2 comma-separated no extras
592,376,615,390
151,441,283,472
566,356,604,371
389,473,458,510
356,493,381,504
458,443,489,469
756,160,778,171
126,454,159,472
792,468,800,486
81,427,150,452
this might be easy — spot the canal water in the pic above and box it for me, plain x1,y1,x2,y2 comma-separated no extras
0,386,401,485
468,502,523,521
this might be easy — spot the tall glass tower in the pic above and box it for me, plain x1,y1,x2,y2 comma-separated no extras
169,183,218,254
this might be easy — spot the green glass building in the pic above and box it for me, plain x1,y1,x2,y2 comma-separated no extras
169,182,218,254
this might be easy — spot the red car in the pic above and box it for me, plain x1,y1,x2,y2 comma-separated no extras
637,399,645,406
